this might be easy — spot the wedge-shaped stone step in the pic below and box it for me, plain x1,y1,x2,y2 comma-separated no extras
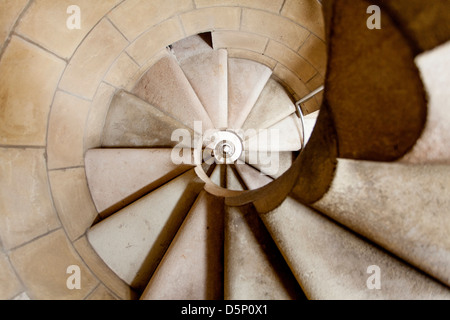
171,33,214,64
234,163,273,190
140,191,224,300
224,169,304,300
239,152,294,179
312,159,450,287
303,110,319,146
241,78,296,136
244,114,302,152
228,58,272,129
261,197,450,299
87,169,204,291
133,55,214,132
85,148,193,216
102,90,194,148
179,49,228,129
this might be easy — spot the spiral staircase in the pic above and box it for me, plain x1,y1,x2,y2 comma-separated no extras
0,0,449,300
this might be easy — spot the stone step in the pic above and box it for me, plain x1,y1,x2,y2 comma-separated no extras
132,54,214,132
227,58,272,130
87,169,204,291
224,169,304,300
170,33,214,64
179,49,228,129
401,41,450,164
311,159,450,287
244,114,302,152
260,197,450,299
102,90,195,148
303,110,319,146
239,151,294,179
234,163,273,190
85,148,193,216
241,78,296,137
140,190,224,300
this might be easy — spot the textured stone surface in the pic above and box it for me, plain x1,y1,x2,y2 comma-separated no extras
141,191,224,300
224,170,304,300
49,168,98,241
313,159,450,287
180,7,241,36
85,148,193,216
59,18,128,99
0,0,28,49
281,0,325,40
0,148,60,249
241,78,296,134
102,90,195,148
0,36,65,146
133,55,214,131
10,229,98,300
401,41,450,163
16,0,120,59
0,251,23,300
262,197,450,299
87,170,204,291
212,31,268,53
227,58,272,129
195,0,284,13
180,49,228,129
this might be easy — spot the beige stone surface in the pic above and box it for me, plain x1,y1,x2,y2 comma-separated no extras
16,0,121,59
84,82,116,150
265,40,317,83
73,236,138,300
224,171,303,300
313,159,450,287
195,0,284,13
245,114,302,152
59,18,128,99
0,148,60,250
48,168,98,241
102,90,195,148
0,36,65,146
303,110,319,145
87,169,204,291
401,41,450,164
133,55,214,131
235,163,273,190
86,285,118,300
0,0,28,49
126,17,185,66
141,191,224,300
10,229,98,300
180,7,241,36
241,78,296,134
241,9,310,51
180,49,228,128
212,31,268,53
262,197,450,299
47,91,91,170
85,148,193,216
104,52,140,89
241,152,294,179
226,49,277,70
171,34,213,63
0,251,23,300
281,0,325,41
228,58,272,129
272,63,310,100
108,0,194,41
298,34,327,76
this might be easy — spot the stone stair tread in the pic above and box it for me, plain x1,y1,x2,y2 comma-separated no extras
140,190,224,300
87,169,204,291
240,151,294,179
245,114,302,152
234,163,273,190
102,90,194,148
179,49,228,129
241,78,296,135
132,54,214,132
261,196,450,299
312,159,450,287
85,148,193,216
171,33,213,63
303,110,319,146
224,169,304,300
227,58,272,129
